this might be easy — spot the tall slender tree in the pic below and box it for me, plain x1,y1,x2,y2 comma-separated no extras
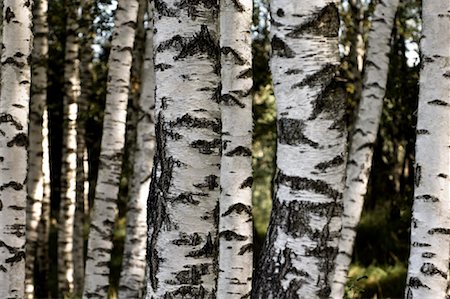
405,0,450,298
25,0,49,297
83,1,139,297
331,1,399,297
217,0,253,297
146,1,221,297
119,1,155,297
0,1,33,298
252,1,347,298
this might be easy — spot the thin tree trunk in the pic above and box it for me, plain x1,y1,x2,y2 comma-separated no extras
217,0,253,297
146,1,221,297
83,1,139,297
0,1,33,298
252,1,347,298
119,3,155,298
330,1,399,297
405,1,450,298
25,0,49,297
58,0,80,296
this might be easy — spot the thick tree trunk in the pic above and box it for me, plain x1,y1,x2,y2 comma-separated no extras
217,0,253,297
119,2,155,298
405,1,450,298
25,0,49,297
146,1,221,298
82,1,139,297
252,1,347,298
330,1,399,297
0,1,33,298
58,1,80,296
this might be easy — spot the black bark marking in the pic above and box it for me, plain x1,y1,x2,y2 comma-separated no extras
7,224,26,238
230,0,245,12
286,3,339,38
238,243,253,255
414,164,421,187
176,25,219,61
412,242,431,247
428,228,450,235
239,176,253,189
221,46,245,65
190,138,221,154
237,68,252,79
415,194,439,202
173,193,200,205
3,56,26,68
7,133,28,147
0,114,24,130
155,63,173,71
0,200,2,211
276,9,285,17
355,142,374,151
416,129,430,135
8,205,25,211
271,36,295,58
0,265,6,272
222,203,252,217
171,114,221,134
438,173,448,179
278,118,319,148
428,99,448,106
0,181,24,191
220,93,246,108
194,175,219,190
225,146,251,157
422,252,436,258
5,7,15,23
154,0,179,17
176,0,219,20
408,277,430,289
420,263,447,279
187,233,214,258
172,233,203,246
278,172,342,200
314,155,344,172
5,250,25,265
219,230,248,241
291,64,336,89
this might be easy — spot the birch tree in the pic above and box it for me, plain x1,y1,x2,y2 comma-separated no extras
217,0,253,297
252,1,347,298
58,0,80,295
405,0,450,298
25,0,49,297
83,1,139,297
0,1,33,298
119,1,155,297
146,1,221,297
331,1,399,297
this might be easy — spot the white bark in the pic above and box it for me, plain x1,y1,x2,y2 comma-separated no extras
58,1,80,296
119,2,155,298
83,1,139,297
331,1,399,298
146,1,221,298
0,1,33,298
405,1,450,298
217,0,253,297
25,0,49,297
253,1,347,298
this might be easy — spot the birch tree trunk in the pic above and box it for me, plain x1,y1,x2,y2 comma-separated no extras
58,1,80,296
405,1,450,298
0,1,33,298
119,2,155,298
252,1,347,298
217,0,253,297
330,1,399,297
146,1,221,297
25,0,49,297
83,1,139,297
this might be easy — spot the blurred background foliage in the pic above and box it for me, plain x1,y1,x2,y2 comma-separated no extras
43,0,421,297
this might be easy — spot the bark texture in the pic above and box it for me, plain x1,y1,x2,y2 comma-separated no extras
217,0,253,297
252,1,347,298
58,0,80,296
83,1,139,297
119,1,155,297
146,1,221,297
25,0,49,297
405,1,450,298
331,1,399,297
0,1,33,298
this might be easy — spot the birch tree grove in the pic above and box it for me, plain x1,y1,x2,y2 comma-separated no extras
0,0,33,298
25,0,49,297
331,1,399,297
146,1,221,297
253,1,347,298
217,0,253,297
405,0,450,298
119,1,155,297
83,1,139,297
